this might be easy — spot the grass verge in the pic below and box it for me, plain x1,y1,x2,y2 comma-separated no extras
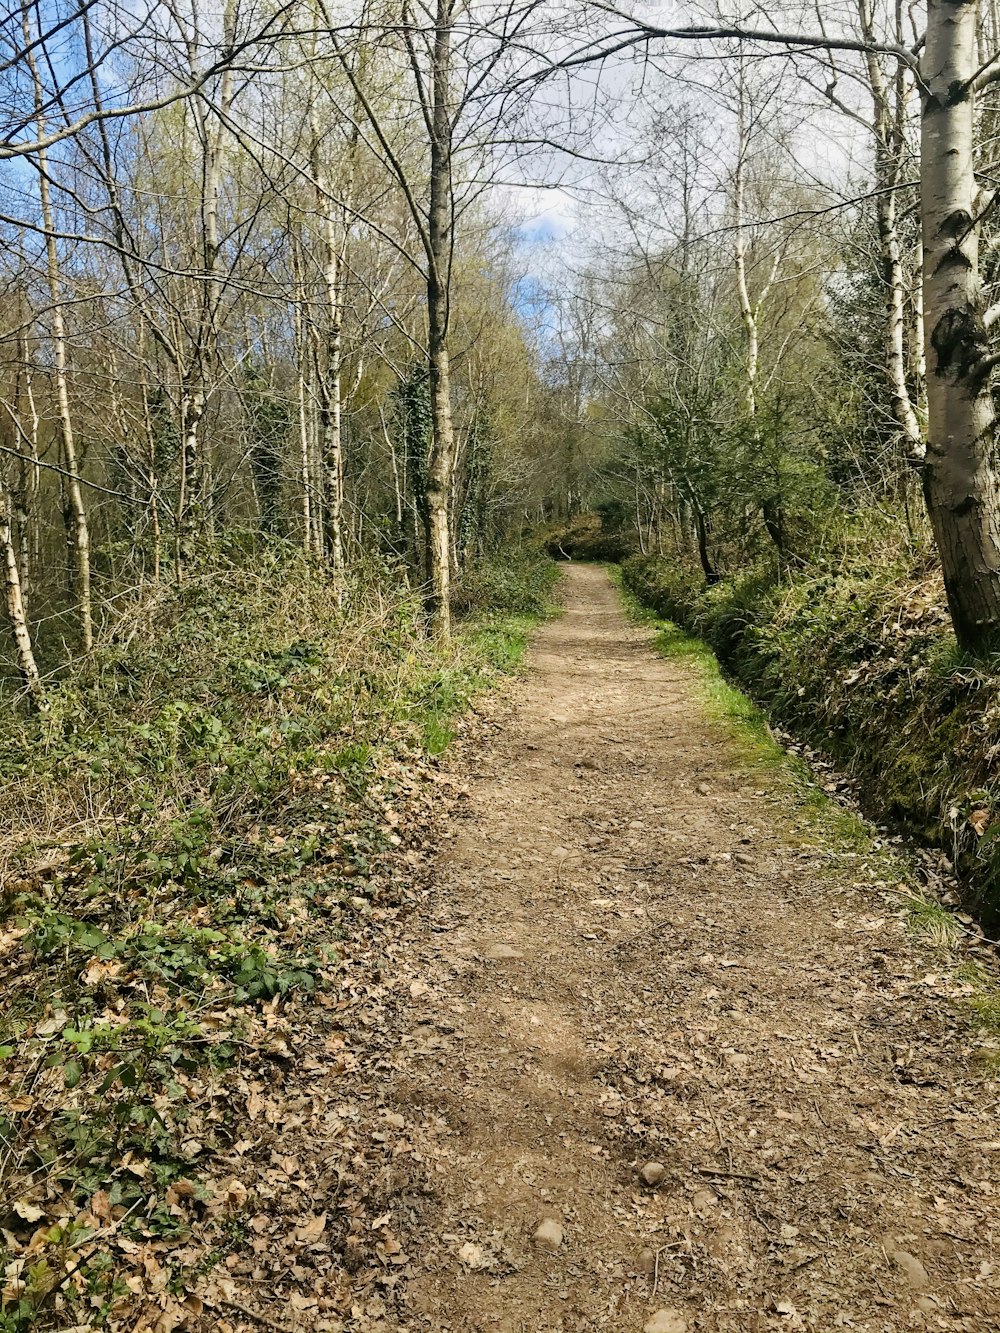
620,549,1000,926
0,547,557,1332
613,561,1000,1074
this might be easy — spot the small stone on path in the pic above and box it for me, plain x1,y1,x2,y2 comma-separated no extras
639,1161,666,1186
533,1219,564,1251
484,943,522,960
891,1249,930,1289
458,1241,487,1270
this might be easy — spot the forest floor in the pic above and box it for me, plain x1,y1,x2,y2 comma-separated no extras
133,563,1000,1333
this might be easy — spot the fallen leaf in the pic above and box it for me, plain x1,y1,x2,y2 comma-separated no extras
295,1213,327,1244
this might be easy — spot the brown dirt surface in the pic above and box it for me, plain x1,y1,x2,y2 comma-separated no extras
175,564,1000,1333
375,565,1000,1333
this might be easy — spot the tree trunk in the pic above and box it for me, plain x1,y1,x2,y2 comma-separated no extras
733,80,786,562
694,505,718,583
26,15,92,651
919,0,1000,650
177,64,232,569
1,490,44,705
425,339,454,634
858,0,924,463
312,137,348,586
423,0,457,637
176,386,206,572
292,242,315,554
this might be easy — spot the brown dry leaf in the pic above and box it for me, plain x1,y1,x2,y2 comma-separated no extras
165,1179,198,1208
295,1212,327,1244
209,1177,248,1213
970,808,991,835
82,957,124,986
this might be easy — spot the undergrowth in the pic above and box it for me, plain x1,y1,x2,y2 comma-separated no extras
621,545,1000,923
616,543,1000,1078
0,546,557,1331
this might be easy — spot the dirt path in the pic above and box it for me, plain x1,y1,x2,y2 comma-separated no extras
384,565,1000,1333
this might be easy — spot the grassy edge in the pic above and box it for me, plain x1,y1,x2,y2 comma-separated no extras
0,557,561,1332
608,563,1000,1059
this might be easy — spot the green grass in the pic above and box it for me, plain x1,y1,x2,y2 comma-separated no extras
613,560,1000,1077
0,547,559,1333
904,894,962,947
466,611,545,672
613,565,793,773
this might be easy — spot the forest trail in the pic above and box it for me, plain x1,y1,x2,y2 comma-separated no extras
384,565,1000,1333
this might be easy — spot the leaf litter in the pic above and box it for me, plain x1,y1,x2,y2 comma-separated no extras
6,565,1000,1332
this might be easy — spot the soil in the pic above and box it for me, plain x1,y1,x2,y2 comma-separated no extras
378,565,1000,1332
189,564,1000,1333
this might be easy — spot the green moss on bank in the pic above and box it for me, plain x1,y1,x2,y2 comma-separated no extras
620,550,1000,923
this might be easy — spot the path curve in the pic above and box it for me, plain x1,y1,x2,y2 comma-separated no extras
389,565,1000,1333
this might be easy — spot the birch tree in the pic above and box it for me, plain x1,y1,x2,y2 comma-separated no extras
565,1,1000,651
23,11,93,651
0,487,43,704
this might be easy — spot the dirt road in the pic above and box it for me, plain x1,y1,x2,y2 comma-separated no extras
385,565,1000,1332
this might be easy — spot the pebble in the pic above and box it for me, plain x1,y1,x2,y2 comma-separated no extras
533,1218,564,1251
484,943,522,960
892,1249,930,1289
640,1161,666,1186
636,1247,656,1274
458,1241,487,1270
644,1310,688,1333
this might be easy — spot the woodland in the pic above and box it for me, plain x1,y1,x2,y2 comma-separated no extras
6,0,1000,1328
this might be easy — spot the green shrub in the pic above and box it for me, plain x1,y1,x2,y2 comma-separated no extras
543,513,637,563
452,548,559,617
622,548,1000,922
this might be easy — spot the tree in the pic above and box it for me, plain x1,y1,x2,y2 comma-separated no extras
560,1,1000,652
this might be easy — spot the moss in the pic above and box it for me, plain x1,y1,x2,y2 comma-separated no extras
621,550,1000,923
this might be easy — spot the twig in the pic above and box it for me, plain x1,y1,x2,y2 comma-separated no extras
204,1296,300,1333
694,1166,761,1182
651,1241,685,1296
556,851,583,888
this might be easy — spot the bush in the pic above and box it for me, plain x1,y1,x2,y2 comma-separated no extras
452,548,559,617
543,513,637,563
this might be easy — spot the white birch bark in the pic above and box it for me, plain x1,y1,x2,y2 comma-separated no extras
0,489,44,705
919,0,1000,648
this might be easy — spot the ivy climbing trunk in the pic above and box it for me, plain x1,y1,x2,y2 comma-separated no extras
919,0,1000,651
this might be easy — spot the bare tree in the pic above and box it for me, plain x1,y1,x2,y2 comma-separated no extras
558,1,1000,651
